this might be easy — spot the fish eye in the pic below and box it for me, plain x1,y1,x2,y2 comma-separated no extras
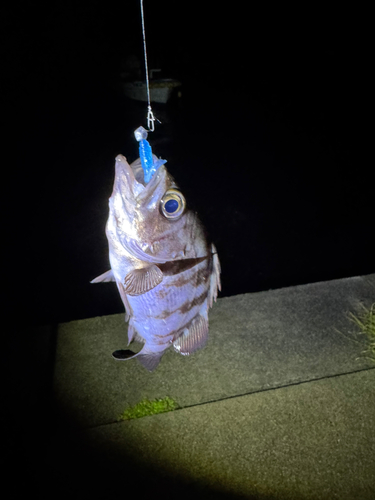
160,189,186,220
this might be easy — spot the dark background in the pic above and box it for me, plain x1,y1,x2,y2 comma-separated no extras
2,2,373,498
4,1,372,327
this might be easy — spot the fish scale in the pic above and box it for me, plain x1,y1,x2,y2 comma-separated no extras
92,151,221,371
129,258,211,344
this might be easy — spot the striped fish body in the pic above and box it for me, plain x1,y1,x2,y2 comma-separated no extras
92,154,220,371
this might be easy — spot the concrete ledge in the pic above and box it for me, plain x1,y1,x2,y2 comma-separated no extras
53,274,375,429
47,274,375,499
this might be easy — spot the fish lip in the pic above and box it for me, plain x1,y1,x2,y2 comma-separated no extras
114,154,142,198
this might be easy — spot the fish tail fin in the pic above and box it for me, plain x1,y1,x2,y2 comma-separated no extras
112,346,164,371
137,351,165,372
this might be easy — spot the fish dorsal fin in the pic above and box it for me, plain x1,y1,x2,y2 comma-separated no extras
124,264,163,295
173,314,209,356
208,244,221,308
90,269,115,283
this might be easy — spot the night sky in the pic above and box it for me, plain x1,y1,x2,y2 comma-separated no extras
5,2,372,327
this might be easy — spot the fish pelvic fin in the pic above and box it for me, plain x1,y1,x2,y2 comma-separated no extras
124,264,163,295
90,269,115,283
127,323,144,344
117,282,133,322
173,313,209,356
127,323,137,344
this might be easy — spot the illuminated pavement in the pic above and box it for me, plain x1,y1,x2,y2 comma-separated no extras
29,275,375,498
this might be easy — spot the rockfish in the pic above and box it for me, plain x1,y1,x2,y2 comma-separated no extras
92,151,221,371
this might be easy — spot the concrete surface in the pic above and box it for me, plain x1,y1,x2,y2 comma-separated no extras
81,370,375,500
53,274,375,429
35,275,375,498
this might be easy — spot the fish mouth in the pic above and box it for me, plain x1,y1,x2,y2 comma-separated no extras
127,157,148,186
114,154,167,200
111,154,173,262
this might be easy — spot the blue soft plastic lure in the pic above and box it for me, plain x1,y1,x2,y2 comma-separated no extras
134,126,166,184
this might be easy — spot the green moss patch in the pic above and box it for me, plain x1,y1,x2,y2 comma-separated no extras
348,303,375,361
118,397,179,421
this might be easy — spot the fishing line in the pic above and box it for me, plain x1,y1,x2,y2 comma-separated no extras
135,1,165,183
139,0,159,131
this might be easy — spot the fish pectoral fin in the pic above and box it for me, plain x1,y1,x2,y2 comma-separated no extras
173,314,209,356
90,269,115,283
124,265,163,295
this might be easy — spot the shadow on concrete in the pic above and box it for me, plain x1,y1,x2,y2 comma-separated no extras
4,324,273,500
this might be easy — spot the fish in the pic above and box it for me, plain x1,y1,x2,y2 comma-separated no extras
91,152,221,371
